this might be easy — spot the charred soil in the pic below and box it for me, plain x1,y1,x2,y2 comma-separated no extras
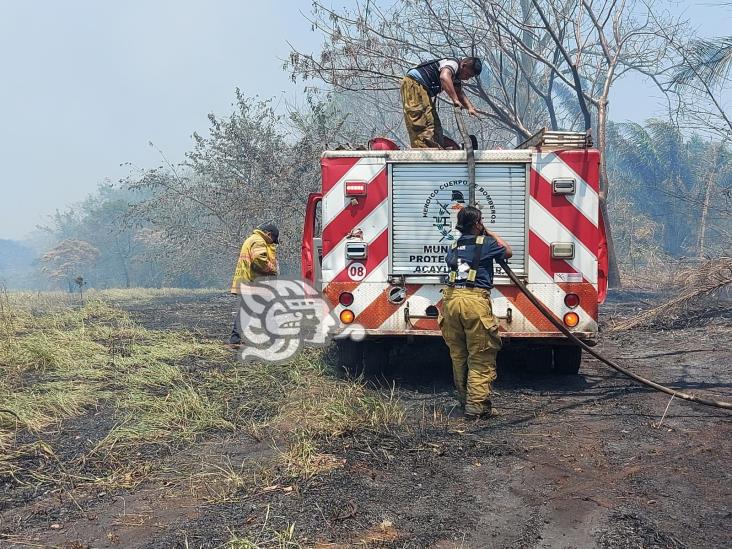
1,291,729,548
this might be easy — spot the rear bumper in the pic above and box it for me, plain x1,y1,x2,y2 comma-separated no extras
335,329,599,346
324,280,600,340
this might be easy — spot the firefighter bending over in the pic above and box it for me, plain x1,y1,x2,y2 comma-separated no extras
439,206,512,420
401,57,482,148
228,223,279,347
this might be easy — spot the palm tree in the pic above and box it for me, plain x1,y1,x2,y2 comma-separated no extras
672,37,732,88
608,120,732,258
670,36,732,139
608,120,696,256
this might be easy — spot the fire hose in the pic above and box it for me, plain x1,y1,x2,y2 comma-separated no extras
496,257,732,410
452,105,732,411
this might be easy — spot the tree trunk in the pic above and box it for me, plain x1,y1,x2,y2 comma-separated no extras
596,99,622,287
698,143,720,257
697,178,711,256
115,238,132,289
122,260,131,289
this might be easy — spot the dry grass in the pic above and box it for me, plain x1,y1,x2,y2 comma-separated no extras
266,349,404,480
95,287,220,306
2,287,220,307
189,351,406,491
617,254,680,291
226,505,302,548
0,293,234,488
1,289,407,502
275,352,404,437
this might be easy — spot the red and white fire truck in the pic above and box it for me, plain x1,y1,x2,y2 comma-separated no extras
301,130,608,375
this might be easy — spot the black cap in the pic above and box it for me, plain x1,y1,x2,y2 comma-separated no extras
472,57,483,76
257,222,279,244
463,56,482,76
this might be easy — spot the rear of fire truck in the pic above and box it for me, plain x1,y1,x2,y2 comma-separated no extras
301,131,608,376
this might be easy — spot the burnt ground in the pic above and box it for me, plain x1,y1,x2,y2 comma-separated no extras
2,291,730,548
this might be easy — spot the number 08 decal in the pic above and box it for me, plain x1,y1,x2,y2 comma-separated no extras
347,262,367,281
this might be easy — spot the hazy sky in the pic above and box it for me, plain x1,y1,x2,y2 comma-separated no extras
0,1,729,239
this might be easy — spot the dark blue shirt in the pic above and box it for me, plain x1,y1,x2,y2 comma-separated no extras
406,58,460,98
445,234,507,289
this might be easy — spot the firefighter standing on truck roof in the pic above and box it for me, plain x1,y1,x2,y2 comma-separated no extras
439,206,512,420
401,57,482,148
228,223,279,348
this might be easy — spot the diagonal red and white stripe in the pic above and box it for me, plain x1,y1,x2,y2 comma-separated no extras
320,149,602,337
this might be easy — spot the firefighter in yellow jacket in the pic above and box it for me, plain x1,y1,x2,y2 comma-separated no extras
439,206,512,420
229,223,279,346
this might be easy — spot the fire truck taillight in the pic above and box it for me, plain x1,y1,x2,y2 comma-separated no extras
563,312,580,327
564,293,580,308
345,181,368,196
340,309,355,324
339,292,354,306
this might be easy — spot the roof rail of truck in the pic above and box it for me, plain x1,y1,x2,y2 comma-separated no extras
517,128,593,150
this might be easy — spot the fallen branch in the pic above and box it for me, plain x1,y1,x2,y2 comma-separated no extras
618,348,721,359
611,257,732,332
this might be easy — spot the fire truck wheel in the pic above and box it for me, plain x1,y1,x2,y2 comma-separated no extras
362,341,390,377
554,345,582,375
336,340,364,378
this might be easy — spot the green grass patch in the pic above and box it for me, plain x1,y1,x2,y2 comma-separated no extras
102,383,234,449
268,349,405,480
0,295,234,481
1,290,407,497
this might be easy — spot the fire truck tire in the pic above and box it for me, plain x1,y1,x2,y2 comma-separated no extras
335,340,364,377
554,345,582,375
362,341,390,377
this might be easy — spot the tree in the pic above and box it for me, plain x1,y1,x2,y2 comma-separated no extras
40,239,100,291
128,91,356,280
288,0,680,287
607,120,732,260
41,183,157,289
665,35,732,141
129,94,288,280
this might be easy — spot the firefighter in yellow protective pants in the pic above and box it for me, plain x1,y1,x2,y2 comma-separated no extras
439,206,513,420
401,57,482,148
228,223,279,346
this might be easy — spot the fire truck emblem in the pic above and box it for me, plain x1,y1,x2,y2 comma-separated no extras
236,278,364,362
433,190,465,242
423,183,498,242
